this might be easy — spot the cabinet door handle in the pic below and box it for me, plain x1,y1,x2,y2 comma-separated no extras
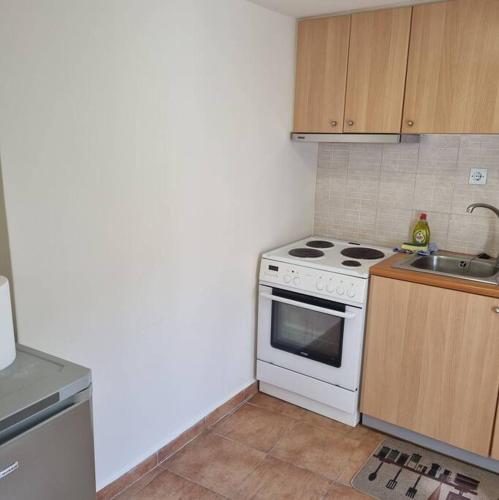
347,120,354,126
406,120,414,127
493,307,499,313
329,120,337,127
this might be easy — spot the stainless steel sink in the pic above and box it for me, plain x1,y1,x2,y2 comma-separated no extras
393,253,499,285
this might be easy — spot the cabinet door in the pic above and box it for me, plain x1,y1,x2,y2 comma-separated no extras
361,277,499,456
0,400,95,500
492,395,499,459
343,7,411,133
403,0,499,133
293,16,350,133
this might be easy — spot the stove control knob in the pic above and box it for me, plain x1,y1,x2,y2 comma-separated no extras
284,275,292,283
347,289,356,298
293,277,301,286
326,281,335,293
316,279,324,291
336,287,345,296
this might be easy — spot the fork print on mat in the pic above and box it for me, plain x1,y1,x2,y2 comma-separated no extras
386,453,409,490
351,438,498,500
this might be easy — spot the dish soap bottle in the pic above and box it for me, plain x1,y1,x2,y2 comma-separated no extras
413,213,430,246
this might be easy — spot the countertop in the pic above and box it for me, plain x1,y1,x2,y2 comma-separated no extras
370,252,499,299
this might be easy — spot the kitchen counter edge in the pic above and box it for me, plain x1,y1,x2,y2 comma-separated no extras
370,252,499,299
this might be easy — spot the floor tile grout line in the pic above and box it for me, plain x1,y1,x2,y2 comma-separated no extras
110,465,164,500
318,480,356,500
166,429,269,499
108,453,160,500
174,401,279,457
118,394,260,497
171,415,340,487
243,398,383,447
226,453,269,499
163,401,386,499
246,399,359,438
210,413,353,485
103,387,259,499
163,428,271,497
207,394,255,428
210,420,299,459
210,408,297,459
209,427,272,453
344,441,383,498
264,418,298,457
244,400,306,422
162,467,231,499
265,420,341,483
158,427,209,466
266,449,341,484
159,394,256,466
267,423,385,486
159,396,387,498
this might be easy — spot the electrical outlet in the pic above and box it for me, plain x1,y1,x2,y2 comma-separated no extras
469,168,487,185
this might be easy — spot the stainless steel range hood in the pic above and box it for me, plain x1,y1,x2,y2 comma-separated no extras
291,133,419,144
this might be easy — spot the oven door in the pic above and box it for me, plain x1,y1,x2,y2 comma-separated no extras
257,284,365,391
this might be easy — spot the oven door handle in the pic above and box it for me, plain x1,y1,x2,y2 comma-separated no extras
259,292,356,319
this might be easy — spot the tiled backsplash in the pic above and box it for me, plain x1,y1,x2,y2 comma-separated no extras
314,135,499,256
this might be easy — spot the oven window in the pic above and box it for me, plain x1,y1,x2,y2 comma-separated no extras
270,288,344,367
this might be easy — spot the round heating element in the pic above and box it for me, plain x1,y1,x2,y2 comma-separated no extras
342,260,362,267
288,248,325,258
306,240,334,249
341,247,385,260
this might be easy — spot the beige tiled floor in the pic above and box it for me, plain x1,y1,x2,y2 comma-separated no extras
116,393,384,499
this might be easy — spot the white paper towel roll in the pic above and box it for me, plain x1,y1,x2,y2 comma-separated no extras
0,276,16,370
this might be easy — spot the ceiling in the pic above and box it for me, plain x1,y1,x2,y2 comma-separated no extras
248,0,438,18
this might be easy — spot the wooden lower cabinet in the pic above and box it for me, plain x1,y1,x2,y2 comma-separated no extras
492,397,499,459
361,276,499,457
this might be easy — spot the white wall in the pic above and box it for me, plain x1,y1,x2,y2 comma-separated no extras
0,0,316,488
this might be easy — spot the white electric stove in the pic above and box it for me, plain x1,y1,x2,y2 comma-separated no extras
256,236,395,426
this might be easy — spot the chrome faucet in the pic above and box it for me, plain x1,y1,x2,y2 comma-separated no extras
466,203,499,265
466,203,499,218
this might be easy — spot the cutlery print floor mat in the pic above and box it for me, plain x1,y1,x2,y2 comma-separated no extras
352,437,499,499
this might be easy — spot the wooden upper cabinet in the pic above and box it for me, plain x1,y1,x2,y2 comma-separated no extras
403,0,499,133
293,16,350,133
344,7,412,133
361,277,499,456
